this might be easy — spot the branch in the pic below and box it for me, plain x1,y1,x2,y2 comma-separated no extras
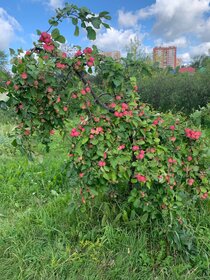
73,68,115,114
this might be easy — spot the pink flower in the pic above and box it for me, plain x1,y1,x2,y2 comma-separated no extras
47,87,53,93
70,128,80,137
201,192,208,200
109,103,116,108
169,125,175,130
43,43,55,52
187,156,193,161
79,173,84,178
121,103,128,111
98,161,106,167
136,174,147,183
21,73,28,79
39,32,52,44
153,119,159,125
89,57,95,62
87,61,94,67
81,89,86,95
136,150,145,160
57,96,61,103
62,52,67,58
6,80,11,86
14,85,19,90
185,128,202,140
72,94,77,99
170,136,176,142
63,106,68,111
118,145,125,150
103,152,107,159
83,47,93,54
56,62,66,69
85,87,91,93
116,95,121,100
187,178,194,186
25,51,31,56
132,146,139,151
168,158,177,164
50,130,55,135
75,50,82,57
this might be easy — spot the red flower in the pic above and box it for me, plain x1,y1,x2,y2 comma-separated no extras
21,73,28,79
56,62,66,69
136,174,147,183
70,128,80,137
43,44,55,52
98,161,106,167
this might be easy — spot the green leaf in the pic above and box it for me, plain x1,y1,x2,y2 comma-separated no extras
48,19,58,26
141,213,148,223
36,29,41,35
91,18,101,29
51,28,60,39
74,26,79,37
56,35,66,43
99,11,110,19
72,18,78,25
86,27,96,40
102,22,110,29
9,48,15,56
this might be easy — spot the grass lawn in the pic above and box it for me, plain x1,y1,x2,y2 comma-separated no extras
0,115,210,280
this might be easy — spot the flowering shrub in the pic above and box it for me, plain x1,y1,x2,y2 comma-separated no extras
5,3,209,219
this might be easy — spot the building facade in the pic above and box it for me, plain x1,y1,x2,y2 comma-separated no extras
102,51,121,60
153,46,177,69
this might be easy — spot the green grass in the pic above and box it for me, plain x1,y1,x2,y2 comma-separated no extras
0,118,210,279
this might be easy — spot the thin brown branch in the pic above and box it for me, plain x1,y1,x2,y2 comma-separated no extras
73,68,115,114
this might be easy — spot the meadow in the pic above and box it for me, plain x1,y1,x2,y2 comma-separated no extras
0,111,210,280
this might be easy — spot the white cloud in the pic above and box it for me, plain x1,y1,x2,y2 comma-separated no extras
0,8,21,50
190,42,210,57
93,27,144,54
154,36,188,48
118,0,210,42
118,10,139,28
179,52,191,64
47,0,64,10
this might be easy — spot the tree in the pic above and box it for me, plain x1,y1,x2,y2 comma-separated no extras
5,3,209,221
0,50,8,71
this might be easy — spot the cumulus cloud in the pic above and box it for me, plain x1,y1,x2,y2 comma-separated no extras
154,36,188,48
0,8,21,50
47,0,64,10
179,52,192,64
118,0,210,42
93,27,144,54
118,10,139,28
190,42,210,57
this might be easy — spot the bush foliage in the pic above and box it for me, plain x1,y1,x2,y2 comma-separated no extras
4,3,210,221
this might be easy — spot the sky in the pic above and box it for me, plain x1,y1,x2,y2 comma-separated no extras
1,0,210,64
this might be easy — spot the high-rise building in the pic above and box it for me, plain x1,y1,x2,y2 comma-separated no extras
153,46,177,69
102,51,121,60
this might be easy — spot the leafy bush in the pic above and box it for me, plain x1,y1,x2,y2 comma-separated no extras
5,3,209,222
141,73,210,115
190,103,210,129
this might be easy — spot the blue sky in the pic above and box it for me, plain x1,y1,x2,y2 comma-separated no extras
1,0,210,63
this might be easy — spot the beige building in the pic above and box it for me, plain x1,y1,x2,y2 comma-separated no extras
102,51,121,60
153,46,177,69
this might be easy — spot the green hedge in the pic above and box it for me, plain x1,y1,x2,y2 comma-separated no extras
140,72,210,115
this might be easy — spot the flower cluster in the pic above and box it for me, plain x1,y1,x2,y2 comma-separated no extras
185,128,202,140
39,32,54,52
